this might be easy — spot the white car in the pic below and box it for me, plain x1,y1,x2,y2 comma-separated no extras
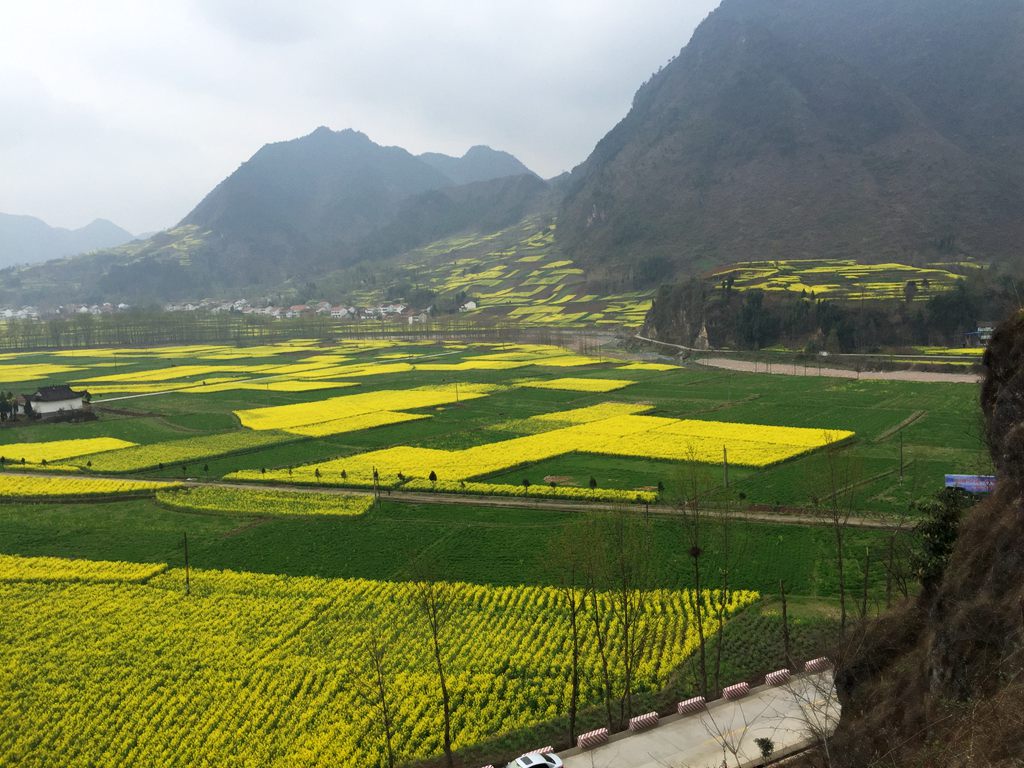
507,753,563,768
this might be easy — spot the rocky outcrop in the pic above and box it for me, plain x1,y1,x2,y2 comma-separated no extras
831,310,1024,766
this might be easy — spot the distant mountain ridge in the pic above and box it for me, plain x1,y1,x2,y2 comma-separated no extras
418,146,536,185
0,213,134,268
0,128,546,303
558,0,1024,277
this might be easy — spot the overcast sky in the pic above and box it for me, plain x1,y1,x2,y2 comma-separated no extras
0,1,717,234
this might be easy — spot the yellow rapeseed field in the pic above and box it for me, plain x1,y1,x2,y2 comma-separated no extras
520,377,637,392
230,413,852,487
287,410,429,437
234,386,492,432
0,363,85,382
617,362,679,371
0,437,135,464
0,474,179,499
0,554,166,583
0,556,757,767
156,487,373,517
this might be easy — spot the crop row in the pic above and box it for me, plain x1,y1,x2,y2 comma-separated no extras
0,554,166,583
402,478,658,503
70,430,299,472
0,437,135,465
0,474,179,499
156,486,374,517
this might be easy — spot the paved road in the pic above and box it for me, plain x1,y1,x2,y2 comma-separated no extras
695,357,980,384
560,672,839,768
633,334,981,384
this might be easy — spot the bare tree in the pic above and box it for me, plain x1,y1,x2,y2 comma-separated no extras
550,519,588,744
414,577,456,768
780,580,793,670
582,519,617,731
709,489,749,692
366,635,398,768
815,434,861,634
778,668,845,767
676,450,715,696
609,510,654,726
698,696,779,768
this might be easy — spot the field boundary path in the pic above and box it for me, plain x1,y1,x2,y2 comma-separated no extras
0,471,906,529
559,671,839,768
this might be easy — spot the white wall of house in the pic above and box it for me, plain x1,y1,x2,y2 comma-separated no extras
33,397,84,415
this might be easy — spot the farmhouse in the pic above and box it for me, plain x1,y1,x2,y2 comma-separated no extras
20,385,91,418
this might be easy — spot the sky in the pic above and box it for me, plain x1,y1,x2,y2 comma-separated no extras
0,1,717,234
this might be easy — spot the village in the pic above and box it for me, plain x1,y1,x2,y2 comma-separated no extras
0,297,479,324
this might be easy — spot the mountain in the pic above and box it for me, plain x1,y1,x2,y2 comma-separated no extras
0,213,134,268
0,128,545,303
419,146,536,185
558,0,1024,278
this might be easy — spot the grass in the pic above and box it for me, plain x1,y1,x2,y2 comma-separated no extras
0,497,898,599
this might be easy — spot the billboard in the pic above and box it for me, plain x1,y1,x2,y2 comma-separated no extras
944,474,996,494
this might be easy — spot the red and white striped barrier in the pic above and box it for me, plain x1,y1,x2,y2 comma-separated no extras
628,711,659,732
677,695,707,715
723,681,750,700
577,727,609,750
520,747,553,756
765,668,791,686
804,657,833,673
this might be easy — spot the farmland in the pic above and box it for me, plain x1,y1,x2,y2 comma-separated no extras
342,217,655,328
0,552,754,768
0,337,984,513
710,258,979,300
0,334,983,765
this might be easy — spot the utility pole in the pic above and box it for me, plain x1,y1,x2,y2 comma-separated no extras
183,532,191,596
899,430,904,482
723,446,729,488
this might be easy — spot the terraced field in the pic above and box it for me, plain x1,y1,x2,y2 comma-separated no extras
362,217,653,327
711,258,981,300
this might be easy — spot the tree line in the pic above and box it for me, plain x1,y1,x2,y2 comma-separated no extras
646,266,1023,352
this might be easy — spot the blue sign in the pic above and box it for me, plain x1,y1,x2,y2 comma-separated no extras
945,474,996,494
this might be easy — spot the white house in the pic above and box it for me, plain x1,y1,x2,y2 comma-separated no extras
459,300,478,312
20,385,90,418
